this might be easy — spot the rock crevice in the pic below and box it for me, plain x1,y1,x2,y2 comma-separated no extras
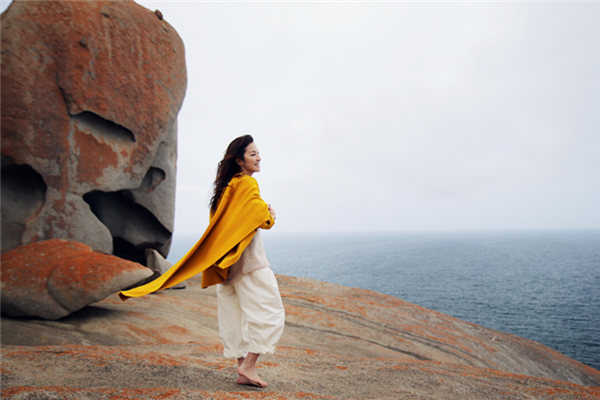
83,189,172,264
71,111,136,143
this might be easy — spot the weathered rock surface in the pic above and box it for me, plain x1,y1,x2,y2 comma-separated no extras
2,274,599,399
0,0,186,264
0,239,153,320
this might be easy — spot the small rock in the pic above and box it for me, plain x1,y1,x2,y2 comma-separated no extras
145,248,186,289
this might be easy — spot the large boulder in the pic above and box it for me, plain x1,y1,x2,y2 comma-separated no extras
1,0,187,264
1,239,153,320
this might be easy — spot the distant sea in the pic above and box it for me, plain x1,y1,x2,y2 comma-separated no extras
168,230,600,371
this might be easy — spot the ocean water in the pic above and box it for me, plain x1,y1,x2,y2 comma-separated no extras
168,230,600,371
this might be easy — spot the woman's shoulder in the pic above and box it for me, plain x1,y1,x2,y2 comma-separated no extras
229,173,259,188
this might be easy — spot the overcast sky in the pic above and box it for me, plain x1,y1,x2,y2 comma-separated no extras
3,1,599,235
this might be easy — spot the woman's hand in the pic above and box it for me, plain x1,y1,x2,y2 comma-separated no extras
268,204,277,220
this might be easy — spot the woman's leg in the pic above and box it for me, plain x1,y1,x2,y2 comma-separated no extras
216,283,248,359
233,268,285,387
236,357,251,385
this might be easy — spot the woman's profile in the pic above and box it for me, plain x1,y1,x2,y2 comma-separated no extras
120,134,285,388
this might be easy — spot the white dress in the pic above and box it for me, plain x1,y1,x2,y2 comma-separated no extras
216,230,285,358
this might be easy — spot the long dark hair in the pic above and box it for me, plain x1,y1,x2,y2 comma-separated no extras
210,134,254,214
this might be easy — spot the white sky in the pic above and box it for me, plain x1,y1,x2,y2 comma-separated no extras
3,1,599,235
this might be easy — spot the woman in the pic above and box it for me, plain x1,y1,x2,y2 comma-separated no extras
120,135,285,388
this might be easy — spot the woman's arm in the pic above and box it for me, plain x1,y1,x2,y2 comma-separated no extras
261,204,275,229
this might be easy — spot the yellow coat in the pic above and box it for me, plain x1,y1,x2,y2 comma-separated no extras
119,174,274,299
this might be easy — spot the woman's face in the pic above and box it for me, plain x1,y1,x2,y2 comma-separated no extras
238,142,261,175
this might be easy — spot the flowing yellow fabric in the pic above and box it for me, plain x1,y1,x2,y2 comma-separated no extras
119,174,274,299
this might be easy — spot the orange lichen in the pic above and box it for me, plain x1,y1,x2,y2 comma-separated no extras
1,239,148,294
73,125,120,184
260,361,279,367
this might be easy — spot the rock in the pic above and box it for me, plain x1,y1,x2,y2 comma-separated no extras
145,248,186,289
0,0,186,265
0,239,153,320
1,274,598,399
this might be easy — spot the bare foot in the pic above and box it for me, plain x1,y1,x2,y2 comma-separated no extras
237,366,268,388
236,374,253,385
234,357,257,386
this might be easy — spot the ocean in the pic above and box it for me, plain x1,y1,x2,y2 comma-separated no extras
168,230,600,371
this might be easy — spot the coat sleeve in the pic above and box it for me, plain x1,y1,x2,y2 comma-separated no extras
246,175,275,230
261,214,275,230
